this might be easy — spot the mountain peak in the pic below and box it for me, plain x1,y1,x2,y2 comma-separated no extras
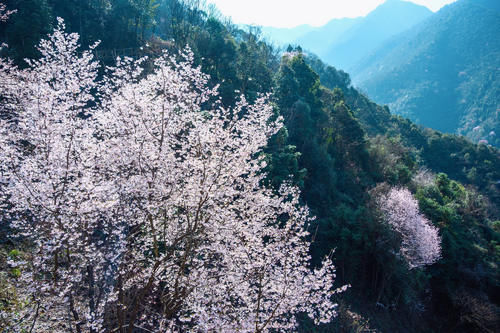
321,0,432,70
373,0,432,13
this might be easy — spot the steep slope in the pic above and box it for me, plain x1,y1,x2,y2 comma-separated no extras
321,0,432,71
283,50,499,332
353,0,500,146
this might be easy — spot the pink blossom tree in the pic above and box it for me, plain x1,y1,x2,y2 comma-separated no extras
96,46,345,332
378,187,441,269
1,19,345,332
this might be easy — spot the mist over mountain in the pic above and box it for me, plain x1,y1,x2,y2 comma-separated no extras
261,24,315,46
320,0,432,71
262,0,432,71
352,0,500,146
294,17,361,57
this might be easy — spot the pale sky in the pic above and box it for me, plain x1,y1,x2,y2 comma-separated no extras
207,0,457,28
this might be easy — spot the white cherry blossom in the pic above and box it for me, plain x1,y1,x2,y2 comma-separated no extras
378,187,441,269
1,19,344,332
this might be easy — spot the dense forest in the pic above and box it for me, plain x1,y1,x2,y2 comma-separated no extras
0,0,499,332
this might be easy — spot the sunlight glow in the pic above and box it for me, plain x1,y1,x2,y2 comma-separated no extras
207,0,457,28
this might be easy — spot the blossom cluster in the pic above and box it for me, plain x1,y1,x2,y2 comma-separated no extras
378,187,441,269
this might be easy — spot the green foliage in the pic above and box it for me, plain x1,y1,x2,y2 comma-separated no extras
422,133,500,193
8,249,20,259
415,173,499,331
0,0,52,64
368,136,416,185
0,246,30,328
272,53,430,330
273,51,372,220
9,268,20,278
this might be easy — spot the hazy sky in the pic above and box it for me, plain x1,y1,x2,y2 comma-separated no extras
207,0,457,28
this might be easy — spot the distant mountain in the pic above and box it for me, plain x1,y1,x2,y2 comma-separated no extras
294,17,361,56
321,0,432,71
261,25,315,46
261,0,432,71
353,0,500,146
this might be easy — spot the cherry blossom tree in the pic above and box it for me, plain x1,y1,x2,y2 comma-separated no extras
1,19,345,332
378,187,441,269
96,46,346,332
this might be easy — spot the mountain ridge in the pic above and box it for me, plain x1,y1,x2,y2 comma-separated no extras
352,0,500,145
321,0,432,71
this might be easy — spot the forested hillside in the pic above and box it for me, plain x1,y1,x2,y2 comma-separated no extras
352,0,500,147
1,1,499,332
